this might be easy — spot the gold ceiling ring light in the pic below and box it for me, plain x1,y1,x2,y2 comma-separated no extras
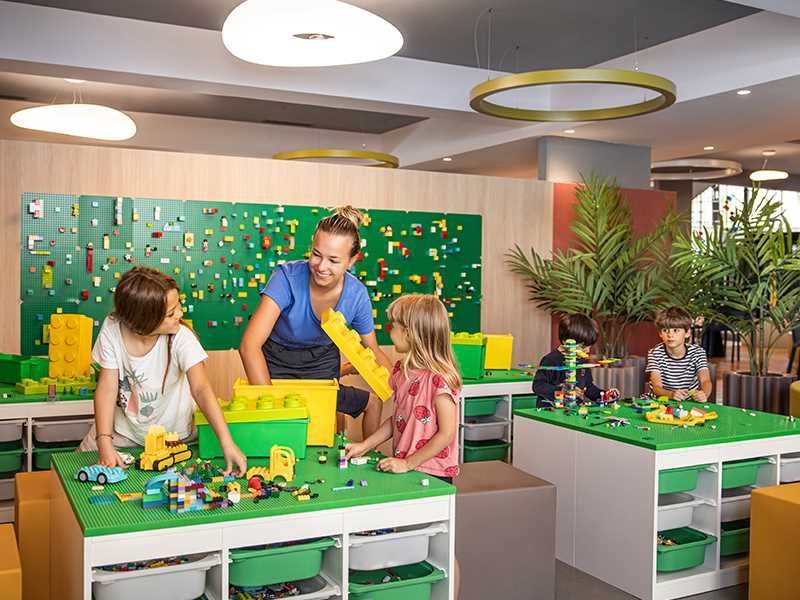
650,159,742,181
272,148,399,168
469,68,677,122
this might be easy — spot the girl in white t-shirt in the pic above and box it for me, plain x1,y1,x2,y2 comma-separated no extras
79,266,247,475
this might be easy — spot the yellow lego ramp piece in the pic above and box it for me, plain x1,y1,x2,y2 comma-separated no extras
48,314,93,378
321,308,392,401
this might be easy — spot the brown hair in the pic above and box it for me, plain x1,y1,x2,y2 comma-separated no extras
313,205,364,258
112,266,182,393
558,314,599,346
386,294,461,391
655,307,693,331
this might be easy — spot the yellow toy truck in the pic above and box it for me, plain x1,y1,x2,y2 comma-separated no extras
245,445,296,483
137,425,193,471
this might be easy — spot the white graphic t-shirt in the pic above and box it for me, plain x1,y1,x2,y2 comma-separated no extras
92,317,208,445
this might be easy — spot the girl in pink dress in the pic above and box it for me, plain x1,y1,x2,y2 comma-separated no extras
346,293,462,596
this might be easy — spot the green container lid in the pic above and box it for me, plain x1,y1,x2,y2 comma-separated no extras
656,527,716,572
229,537,336,587
722,458,770,490
349,561,445,600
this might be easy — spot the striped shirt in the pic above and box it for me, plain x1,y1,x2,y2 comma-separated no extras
646,343,709,391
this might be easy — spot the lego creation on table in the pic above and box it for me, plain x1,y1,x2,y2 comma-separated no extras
320,308,392,401
137,425,193,471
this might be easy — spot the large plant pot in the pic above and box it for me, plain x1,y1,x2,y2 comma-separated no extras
723,372,798,414
593,356,645,398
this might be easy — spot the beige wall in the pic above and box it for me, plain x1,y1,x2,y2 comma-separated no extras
0,139,553,397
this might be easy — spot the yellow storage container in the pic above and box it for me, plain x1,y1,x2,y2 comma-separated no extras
484,334,514,370
232,379,338,447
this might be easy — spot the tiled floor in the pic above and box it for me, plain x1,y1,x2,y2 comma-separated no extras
556,561,748,600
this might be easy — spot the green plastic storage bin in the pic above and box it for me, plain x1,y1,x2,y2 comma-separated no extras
722,458,770,489
33,445,78,470
464,396,501,417
349,561,446,600
0,354,49,384
463,439,510,463
512,395,537,411
451,335,485,380
0,439,21,451
658,465,710,495
0,448,23,473
197,418,308,460
656,527,716,572
229,537,335,587
720,519,750,557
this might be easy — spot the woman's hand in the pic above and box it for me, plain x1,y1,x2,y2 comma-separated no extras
377,457,411,474
221,440,248,477
345,442,367,460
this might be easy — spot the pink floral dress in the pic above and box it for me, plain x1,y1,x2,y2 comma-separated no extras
390,361,460,478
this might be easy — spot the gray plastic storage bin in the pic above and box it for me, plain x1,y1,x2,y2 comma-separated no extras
92,553,219,600
463,416,509,441
780,452,800,483
657,493,706,531
0,477,14,501
33,418,93,444
0,420,24,443
721,487,752,522
349,523,445,571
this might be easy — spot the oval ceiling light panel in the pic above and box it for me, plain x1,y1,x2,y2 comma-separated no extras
222,0,404,67
10,104,137,141
750,169,789,182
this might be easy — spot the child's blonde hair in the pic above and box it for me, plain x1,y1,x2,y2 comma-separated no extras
386,294,461,391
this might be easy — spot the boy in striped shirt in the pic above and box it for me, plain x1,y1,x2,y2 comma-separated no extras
646,307,712,401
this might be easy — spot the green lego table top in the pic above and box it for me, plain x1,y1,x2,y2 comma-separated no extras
51,447,454,538
514,401,800,450
0,383,91,404
462,369,534,385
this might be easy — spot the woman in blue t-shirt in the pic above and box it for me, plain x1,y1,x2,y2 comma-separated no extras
239,206,392,438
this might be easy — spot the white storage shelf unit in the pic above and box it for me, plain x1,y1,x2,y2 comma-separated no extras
513,414,800,600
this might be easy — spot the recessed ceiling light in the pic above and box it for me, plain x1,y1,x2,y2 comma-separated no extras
750,169,788,182
703,146,715,151
442,157,452,162
762,149,777,157
222,0,403,67
736,89,751,96
563,129,576,134
63,78,86,84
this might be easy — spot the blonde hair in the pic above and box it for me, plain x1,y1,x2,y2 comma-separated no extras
313,205,364,258
386,294,461,391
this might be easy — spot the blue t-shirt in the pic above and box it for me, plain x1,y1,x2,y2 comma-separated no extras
262,260,375,349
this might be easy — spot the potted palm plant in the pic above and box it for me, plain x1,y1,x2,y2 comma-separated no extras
506,175,678,396
670,186,800,413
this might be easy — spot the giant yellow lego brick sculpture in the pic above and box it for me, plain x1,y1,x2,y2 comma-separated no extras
48,314,93,378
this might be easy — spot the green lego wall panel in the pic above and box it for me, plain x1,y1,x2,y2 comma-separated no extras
20,193,482,353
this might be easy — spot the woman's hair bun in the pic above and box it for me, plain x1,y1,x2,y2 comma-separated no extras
334,205,363,229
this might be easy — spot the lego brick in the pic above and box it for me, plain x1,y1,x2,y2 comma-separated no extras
48,314,93,378
320,308,392,401
484,334,514,371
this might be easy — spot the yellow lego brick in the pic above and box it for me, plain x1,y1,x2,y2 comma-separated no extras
237,291,247,298
484,334,514,370
223,235,234,242
321,309,392,401
48,314,93,378
392,284,402,294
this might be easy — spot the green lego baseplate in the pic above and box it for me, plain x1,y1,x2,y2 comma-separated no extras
463,369,535,384
21,193,482,353
51,447,454,537
0,383,93,404
514,400,800,450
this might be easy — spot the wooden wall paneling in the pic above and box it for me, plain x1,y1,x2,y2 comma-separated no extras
1,140,553,398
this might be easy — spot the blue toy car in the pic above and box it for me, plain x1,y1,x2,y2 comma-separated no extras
75,464,128,485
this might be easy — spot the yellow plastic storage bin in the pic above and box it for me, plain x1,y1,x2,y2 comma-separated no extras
484,334,513,370
232,379,338,447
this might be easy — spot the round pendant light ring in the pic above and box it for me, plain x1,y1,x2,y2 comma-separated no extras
650,159,742,181
469,68,677,122
273,149,399,168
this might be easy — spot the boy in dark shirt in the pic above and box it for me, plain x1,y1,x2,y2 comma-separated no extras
533,314,618,406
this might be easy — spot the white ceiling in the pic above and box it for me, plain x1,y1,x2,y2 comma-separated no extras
1,0,800,182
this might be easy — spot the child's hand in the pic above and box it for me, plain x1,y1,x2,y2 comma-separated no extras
340,362,358,377
97,441,127,469
377,457,411,474
345,442,367,460
605,388,621,401
221,441,247,477
673,389,690,401
694,390,708,402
